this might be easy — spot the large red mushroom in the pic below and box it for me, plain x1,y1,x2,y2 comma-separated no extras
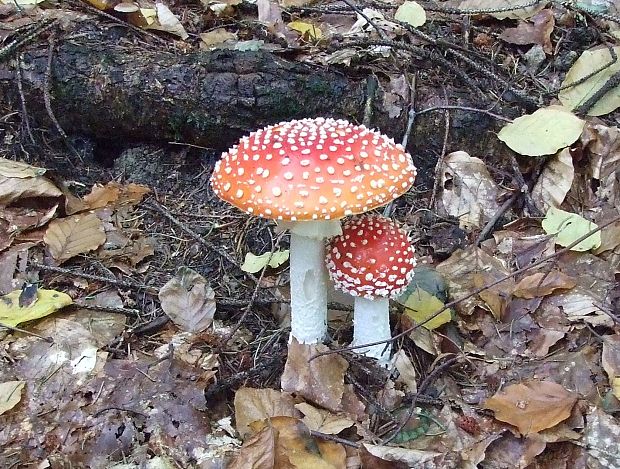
326,214,416,363
211,118,416,344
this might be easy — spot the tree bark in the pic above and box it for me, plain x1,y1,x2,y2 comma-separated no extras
0,25,406,149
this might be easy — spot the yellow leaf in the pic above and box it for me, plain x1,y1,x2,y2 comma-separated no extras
0,381,25,415
542,207,601,251
559,46,620,117
394,1,426,27
497,106,585,156
0,289,73,327
288,21,323,41
241,250,290,273
402,287,451,330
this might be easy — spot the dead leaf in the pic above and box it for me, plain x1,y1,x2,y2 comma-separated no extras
233,387,298,438
483,380,577,435
146,2,188,39
281,339,348,412
438,151,502,229
473,271,515,320
583,123,620,206
362,444,442,466
602,335,620,400
200,28,238,49
392,350,417,393
0,157,46,178
513,271,577,299
499,9,554,54
0,381,25,415
583,407,620,467
294,403,355,434
158,267,216,333
0,174,62,205
234,416,345,469
531,148,574,213
436,246,512,316
44,213,106,263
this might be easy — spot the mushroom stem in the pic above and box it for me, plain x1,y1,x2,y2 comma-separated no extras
289,233,328,343
352,296,391,363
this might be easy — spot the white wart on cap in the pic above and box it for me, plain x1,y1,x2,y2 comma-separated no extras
326,214,416,299
210,117,417,221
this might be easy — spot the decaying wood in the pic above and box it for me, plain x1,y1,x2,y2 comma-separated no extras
0,24,404,149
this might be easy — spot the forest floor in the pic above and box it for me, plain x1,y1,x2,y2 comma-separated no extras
1,0,620,468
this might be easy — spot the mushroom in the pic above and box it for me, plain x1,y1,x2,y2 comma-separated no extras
326,214,416,363
210,118,416,344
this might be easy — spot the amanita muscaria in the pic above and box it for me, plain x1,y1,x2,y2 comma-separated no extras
210,118,416,344
326,214,416,363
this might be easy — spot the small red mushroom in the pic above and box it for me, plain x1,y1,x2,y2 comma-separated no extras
326,214,416,363
211,118,416,344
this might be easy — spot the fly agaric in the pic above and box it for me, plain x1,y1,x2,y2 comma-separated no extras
326,214,416,363
210,118,416,344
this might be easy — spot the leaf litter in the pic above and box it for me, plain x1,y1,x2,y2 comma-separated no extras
5,0,620,467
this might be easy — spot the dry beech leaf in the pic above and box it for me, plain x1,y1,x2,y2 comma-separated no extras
473,271,515,320
484,380,577,435
0,174,62,205
513,271,577,299
158,267,216,333
281,339,348,412
44,213,106,263
0,381,25,415
602,335,620,400
0,157,46,178
439,151,501,229
499,9,554,54
583,123,620,206
531,148,574,213
83,182,150,210
361,443,442,467
233,387,297,438
233,416,345,469
294,403,355,434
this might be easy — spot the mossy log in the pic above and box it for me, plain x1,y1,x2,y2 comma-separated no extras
0,25,407,149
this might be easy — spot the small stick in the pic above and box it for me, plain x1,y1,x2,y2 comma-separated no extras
32,262,158,294
145,199,259,284
428,95,451,210
0,322,53,343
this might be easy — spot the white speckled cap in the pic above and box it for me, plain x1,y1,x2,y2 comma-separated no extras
326,214,416,299
210,118,417,221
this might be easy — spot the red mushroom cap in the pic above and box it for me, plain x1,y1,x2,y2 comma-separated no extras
326,214,416,299
210,118,416,221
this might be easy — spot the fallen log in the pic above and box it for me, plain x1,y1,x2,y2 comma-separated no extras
0,23,406,149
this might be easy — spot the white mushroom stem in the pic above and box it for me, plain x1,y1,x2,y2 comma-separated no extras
284,220,342,344
352,296,391,364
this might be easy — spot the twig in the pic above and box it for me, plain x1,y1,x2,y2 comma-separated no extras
74,299,141,317
341,0,390,41
475,191,520,245
382,356,458,444
362,75,378,127
43,33,83,163
0,322,53,343
415,105,512,122
310,213,620,360
16,55,34,145
32,262,158,294
428,98,450,210
310,430,360,448
145,199,259,284
575,69,620,115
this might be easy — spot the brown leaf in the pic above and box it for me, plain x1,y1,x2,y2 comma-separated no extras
233,387,298,438
473,271,515,320
361,444,442,467
295,403,355,435
43,213,106,263
602,335,620,399
483,380,577,435
158,267,216,333
82,182,150,211
246,417,345,469
229,423,284,469
499,9,554,54
281,339,348,412
0,174,62,205
513,271,577,299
